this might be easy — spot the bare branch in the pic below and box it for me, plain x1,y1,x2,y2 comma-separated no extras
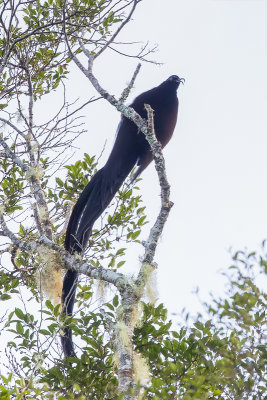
94,0,141,59
108,41,160,65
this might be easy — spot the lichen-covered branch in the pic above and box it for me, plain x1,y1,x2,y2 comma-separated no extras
141,104,173,265
0,214,125,289
119,63,141,103
0,135,28,172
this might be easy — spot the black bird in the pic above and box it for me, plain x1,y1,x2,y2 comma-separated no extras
61,75,184,357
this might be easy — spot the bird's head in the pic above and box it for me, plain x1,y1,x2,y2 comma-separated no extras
166,75,185,89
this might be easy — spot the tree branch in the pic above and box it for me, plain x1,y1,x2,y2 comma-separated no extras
119,63,141,103
141,104,173,265
0,135,28,172
0,215,127,290
0,117,27,139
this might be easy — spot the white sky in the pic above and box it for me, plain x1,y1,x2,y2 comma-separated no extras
34,0,267,316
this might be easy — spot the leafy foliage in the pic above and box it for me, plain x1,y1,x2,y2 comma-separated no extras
0,0,126,102
0,270,19,301
0,151,25,214
134,248,267,399
0,246,266,399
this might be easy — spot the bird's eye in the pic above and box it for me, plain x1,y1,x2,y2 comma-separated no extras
168,75,185,84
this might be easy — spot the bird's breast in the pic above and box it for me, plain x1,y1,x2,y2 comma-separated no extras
153,101,178,147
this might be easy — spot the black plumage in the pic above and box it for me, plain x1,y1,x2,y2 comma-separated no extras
61,75,184,357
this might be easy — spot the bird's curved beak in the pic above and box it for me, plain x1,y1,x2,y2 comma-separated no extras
178,77,185,85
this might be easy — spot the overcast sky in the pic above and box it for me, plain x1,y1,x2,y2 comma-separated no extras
41,0,267,316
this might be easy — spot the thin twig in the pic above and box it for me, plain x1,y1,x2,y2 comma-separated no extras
94,0,141,59
119,63,141,103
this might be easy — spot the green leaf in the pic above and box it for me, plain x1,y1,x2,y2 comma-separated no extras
56,177,63,187
16,322,24,335
112,295,119,307
39,329,51,335
1,294,11,300
14,308,25,320
131,230,141,240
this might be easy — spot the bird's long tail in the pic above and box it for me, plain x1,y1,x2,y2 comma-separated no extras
61,269,78,357
61,160,135,357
